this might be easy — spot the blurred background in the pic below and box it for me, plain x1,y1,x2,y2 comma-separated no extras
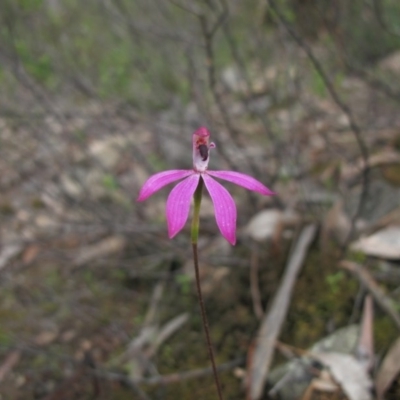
1,0,400,399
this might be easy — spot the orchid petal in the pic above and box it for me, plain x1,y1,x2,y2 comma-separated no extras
207,170,274,196
137,170,193,201
166,174,200,238
202,174,237,245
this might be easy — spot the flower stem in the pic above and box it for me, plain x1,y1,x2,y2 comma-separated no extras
191,178,203,244
191,178,224,400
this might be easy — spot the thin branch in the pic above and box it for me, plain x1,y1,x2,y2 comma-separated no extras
340,261,400,331
220,17,282,185
88,357,244,400
372,0,400,38
268,0,370,248
132,357,243,386
198,7,259,177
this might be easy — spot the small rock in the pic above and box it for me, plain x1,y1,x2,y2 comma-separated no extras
0,243,22,270
73,236,127,267
245,209,298,241
379,50,400,73
221,66,245,93
35,330,58,346
245,209,283,241
35,214,59,229
89,136,131,169
60,174,83,197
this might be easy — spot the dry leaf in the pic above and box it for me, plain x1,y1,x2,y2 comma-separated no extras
22,245,40,264
0,243,22,270
351,226,400,260
376,336,400,400
310,352,373,400
301,370,339,400
34,330,58,346
0,350,21,382
356,295,374,372
73,236,126,267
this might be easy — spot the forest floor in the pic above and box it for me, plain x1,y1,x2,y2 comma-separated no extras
1,35,400,400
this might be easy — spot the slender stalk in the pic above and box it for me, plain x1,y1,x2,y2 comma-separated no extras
191,178,224,400
191,178,204,244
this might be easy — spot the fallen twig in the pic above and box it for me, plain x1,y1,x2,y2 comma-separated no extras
248,224,317,400
340,261,400,330
250,244,263,320
143,281,165,327
147,313,189,358
95,357,244,386
0,350,21,382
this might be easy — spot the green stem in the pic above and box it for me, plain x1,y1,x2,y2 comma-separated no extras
191,178,204,244
191,178,224,400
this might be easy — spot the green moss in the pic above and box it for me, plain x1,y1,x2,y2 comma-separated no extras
325,271,345,295
0,329,13,346
311,68,327,98
17,0,44,12
347,249,368,264
393,134,400,151
282,249,357,348
175,273,192,296
31,197,45,209
102,174,119,191
374,316,398,354
0,202,15,215
380,164,400,187
15,40,55,87
45,269,63,291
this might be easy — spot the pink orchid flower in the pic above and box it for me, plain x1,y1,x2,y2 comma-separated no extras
137,127,274,245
